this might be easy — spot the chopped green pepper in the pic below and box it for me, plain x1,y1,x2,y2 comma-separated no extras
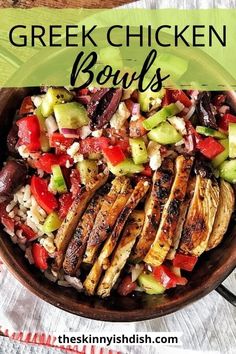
129,138,148,164
148,122,182,145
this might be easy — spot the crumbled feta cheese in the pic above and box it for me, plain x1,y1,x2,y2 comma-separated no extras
130,114,139,122
41,236,56,254
168,116,187,135
147,141,162,171
18,145,30,159
31,95,43,108
92,129,103,138
110,102,130,129
79,125,91,139
67,142,80,157
73,154,84,163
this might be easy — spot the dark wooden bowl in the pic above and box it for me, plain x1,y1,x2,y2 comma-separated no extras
0,87,235,322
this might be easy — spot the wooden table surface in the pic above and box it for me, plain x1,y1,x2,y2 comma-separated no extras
2,0,135,8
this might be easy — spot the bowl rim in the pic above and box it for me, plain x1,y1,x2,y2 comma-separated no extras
0,230,235,322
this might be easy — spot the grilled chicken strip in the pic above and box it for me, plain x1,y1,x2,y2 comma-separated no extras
144,155,193,267
83,179,150,295
131,159,174,262
63,184,110,276
166,177,196,260
207,179,235,251
83,176,132,264
53,170,109,270
97,210,145,298
179,175,219,256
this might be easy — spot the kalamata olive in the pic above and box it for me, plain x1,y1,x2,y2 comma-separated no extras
7,123,19,155
196,92,217,129
88,88,122,130
0,160,27,196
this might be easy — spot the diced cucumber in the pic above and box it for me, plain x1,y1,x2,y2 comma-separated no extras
43,212,62,233
35,106,50,152
196,126,227,139
148,122,182,145
229,123,236,158
51,165,67,193
54,102,89,132
129,138,148,164
138,88,165,112
40,133,50,152
219,159,236,183
108,158,144,176
41,87,73,117
143,103,182,130
35,106,46,131
212,139,229,168
77,160,98,185
138,273,165,295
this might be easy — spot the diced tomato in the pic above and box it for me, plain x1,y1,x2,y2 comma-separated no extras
153,265,187,289
31,243,49,270
58,192,74,219
35,153,72,174
102,145,126,166
49,133,74,150
77,88,89,96
70,169,81,197
141,164,153,177
173,253,198,272
19,224,37,240
31,176,58,214
17,115,41,152
218,113,236,132
117,275,137,296
171,90,192,108
19,96,34,116
129,116,147,138
197,137,224,159
162,89,173,106
80,137,110,154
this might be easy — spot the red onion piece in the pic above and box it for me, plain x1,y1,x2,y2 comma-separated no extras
132,103,140,116
60,128,80,138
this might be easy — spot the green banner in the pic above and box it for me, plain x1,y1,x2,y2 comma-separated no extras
0,8,236,90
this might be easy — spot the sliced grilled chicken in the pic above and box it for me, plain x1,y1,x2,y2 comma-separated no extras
83,179,150,295
131,159,174,262
166,177,196,260
63,184,110,276
83,176,132,264
97,210,145,297
144,155,194,267
53,170,109,271
207,179,235,251
179,175,220,256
